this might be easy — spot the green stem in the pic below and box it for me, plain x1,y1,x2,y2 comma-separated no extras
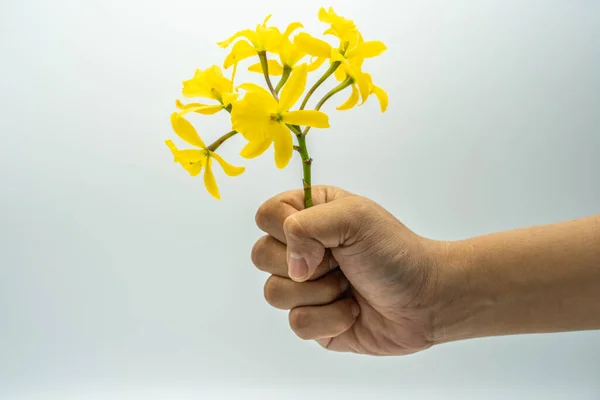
275,66,292,94
295,134,313,208
299,61,341,110
208,130,237,152
258,51,279,101
303,77,354,135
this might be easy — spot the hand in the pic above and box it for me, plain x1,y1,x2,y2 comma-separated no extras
251,186,450,355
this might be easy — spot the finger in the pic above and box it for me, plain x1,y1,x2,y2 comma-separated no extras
254,186,351,243
251,235,339,280
283,196,366,281
264,270,350,310
288,298,360,340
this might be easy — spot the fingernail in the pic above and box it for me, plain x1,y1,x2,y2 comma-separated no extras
351,303,360,318
289,253,308,280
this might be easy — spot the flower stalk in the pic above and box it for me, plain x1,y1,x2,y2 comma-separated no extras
208,130,238,152
275,66,292,94
299,61,341,110
258,51,279,100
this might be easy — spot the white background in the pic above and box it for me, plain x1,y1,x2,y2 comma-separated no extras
1,0,599,398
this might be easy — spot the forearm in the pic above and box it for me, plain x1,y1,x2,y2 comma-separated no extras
432,214,600,344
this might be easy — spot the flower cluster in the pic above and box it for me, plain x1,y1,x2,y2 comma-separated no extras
165,7,387,206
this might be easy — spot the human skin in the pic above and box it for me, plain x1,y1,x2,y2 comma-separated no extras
250,186,600,355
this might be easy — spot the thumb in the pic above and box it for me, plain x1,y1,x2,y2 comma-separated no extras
283,196,362,282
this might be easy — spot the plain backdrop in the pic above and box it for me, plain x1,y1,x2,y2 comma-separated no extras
1,0,599,399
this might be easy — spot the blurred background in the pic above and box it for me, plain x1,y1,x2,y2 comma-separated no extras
1,0,599,398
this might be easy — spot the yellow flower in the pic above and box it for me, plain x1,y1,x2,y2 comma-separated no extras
218,15,303,69
337,72,388,113
247,38,325,76
318,7,360,45
294,32,386,103
166,113,245,199
177,65,238,117
230,64,330,169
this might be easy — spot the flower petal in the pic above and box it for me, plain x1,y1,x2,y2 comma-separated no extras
282,22,303,41
176,99,210,110
236,82,272,96
330,48,346,63
334,64,347,81
307,57,326,72
248,60,284,76
221,92,238,107
231,91,278,141
165,140,204,176
283,110,329,128
272,123,293,169
224,40,257,69
372,84,388,113
217,29,258,48
294,33,332,58
181,105,224,116
349,67,370,104
203,158,220,199
240,138,272,159
337,84,359,110
346,41,387,59
279,63,307,111
210,152,245,176
170,113,206,149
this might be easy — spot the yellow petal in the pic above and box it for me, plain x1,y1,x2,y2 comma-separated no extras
224,40,257,69
211,152,245,176
176,99,210,110
180,104,224,116
334,64,347,81
337,84,359,110
170,113,206,149
240,138,272,159
229,62,238,91
222,92,238,107
236,82,273,98
217,29,258,48
182,66,231,99
318,7,331,23
282,22,303,41
283,110,329,128
272,123,293,169
248,60,284,76
165,140,204,176
294,33,332,58
350,68,370,104
346,41,387,59
231,91,278,141
262,14,272,26
279,63,307,111
307,57,326,72
372,85,388,113
203,158,220,199
330,48,345,63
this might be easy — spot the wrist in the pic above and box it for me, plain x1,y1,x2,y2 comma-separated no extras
427,239,490,345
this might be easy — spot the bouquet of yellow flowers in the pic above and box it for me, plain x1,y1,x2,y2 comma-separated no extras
165,7,387,208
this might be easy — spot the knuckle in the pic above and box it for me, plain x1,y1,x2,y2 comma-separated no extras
282,214,299,235
251,236,268,270
289,308,312,339
345,195,371,215
255,202,272,231
283,214,306,240
263,276,282,307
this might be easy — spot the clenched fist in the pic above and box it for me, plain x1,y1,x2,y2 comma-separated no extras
250,186,450,355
